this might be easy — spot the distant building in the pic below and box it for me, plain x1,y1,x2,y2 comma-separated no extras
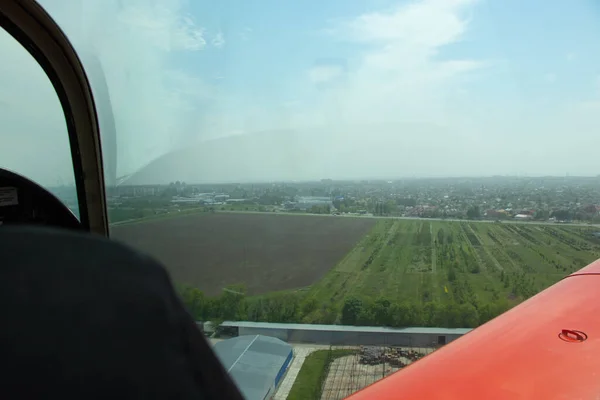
214,194,230,202
514,214,533,220
293,196,332,211
171,197,200,204
226,199,250,204
213,335,293,400
485,209,500,218
115,185,158,197
485,209,509,219
219,321,471,347
282,201,296,210
516,210,535,216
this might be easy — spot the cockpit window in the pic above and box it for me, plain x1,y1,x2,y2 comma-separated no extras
0,26,78,217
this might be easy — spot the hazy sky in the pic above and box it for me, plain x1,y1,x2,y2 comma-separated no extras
2,0,600,185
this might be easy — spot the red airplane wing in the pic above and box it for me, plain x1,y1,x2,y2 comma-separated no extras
347,260,600,400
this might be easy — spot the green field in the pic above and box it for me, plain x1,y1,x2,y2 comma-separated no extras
172,216,600,328
297,220,600,326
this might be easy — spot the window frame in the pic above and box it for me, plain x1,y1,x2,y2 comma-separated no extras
0,0,108,235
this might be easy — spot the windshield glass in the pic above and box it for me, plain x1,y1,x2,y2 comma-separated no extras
34,0,600,397
0,26,78,215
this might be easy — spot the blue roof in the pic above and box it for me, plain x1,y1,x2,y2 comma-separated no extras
221,321,472,335
213,335,292,400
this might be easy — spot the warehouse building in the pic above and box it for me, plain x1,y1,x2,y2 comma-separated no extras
291,196,333,211
220,321,471,347
213,335,293,400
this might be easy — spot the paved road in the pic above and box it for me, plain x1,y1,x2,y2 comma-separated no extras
273,346,320,400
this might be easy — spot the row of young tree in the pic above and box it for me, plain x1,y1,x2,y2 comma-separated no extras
338,296,511,328
177,284,513,329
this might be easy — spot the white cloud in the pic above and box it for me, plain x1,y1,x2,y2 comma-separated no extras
308,65,343,83
118,6,206,51
337,0,474,47
212,32,225,48
305,0,485,126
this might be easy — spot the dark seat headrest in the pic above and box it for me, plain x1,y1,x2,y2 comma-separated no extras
0,226,243,399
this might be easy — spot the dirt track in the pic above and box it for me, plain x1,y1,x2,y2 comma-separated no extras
111,213,375,295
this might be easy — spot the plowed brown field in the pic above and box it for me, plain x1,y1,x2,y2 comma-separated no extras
112,213,375,295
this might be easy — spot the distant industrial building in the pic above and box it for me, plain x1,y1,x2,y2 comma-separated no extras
219,321,471,347
114,185,158,197
213,335,293,400
284,196,333,211
514,213,533,220
170,197,200,204
226,198,250,204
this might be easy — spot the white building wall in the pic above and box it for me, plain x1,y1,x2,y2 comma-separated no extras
239,327,289,341
236,327,465,347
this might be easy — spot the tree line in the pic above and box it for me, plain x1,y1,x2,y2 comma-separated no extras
177,284,513,329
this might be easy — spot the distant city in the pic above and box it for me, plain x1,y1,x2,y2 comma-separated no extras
66,175,600,224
